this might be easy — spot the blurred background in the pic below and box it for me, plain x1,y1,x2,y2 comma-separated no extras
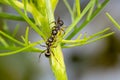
0,0,120,80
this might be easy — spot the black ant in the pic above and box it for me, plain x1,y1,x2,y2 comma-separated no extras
44,17,64,57
39,17,64,58
39,17,65,68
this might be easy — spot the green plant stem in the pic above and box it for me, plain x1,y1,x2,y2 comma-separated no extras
45,0,55,28
45,0,68,80
50,44,68,80
0,46,42,52
63,0,74,21
0,30,25,46
0,36,9,47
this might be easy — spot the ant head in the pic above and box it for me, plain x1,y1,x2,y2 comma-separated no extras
45,48,51,57
45,53,50,57
57,17,64,26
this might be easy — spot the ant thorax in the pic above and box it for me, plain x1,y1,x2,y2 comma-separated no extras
47,36,54,43
52,29,58,35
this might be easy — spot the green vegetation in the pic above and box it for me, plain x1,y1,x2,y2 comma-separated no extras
0,0,115,80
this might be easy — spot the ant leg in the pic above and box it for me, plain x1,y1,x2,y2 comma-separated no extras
57,30,63,36
62,26,67,29
48,39,57,48
39,54,42,61
57,16,60,22
60,28,65,34
52,26,56,30
49,21,57,25
39,44,46,61
40,44,46,47
39,50,46,61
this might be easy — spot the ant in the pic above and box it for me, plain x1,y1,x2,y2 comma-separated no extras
39,17,64,58
44,17,64,57
39,17,65,68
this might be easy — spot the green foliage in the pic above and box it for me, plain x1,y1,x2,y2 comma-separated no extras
106,12,120,30
0,0,114,80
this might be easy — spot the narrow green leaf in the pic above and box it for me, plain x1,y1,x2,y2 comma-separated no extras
76,0,81,17
64,0,93,38
87,27,110,40
87,32,114,44
0,36,9,47
22,0,28,16
106,12,120,30
0,30,25,46
12,24,19,37
25,27,29,45
64,0,109,41
62,39,86,44
0,41,41,56
63,0,74,21
0,12,27,21
21,35,25,43
76,33,82,39
62,28,110,44
0,46,42,52
8,0,45,39
86,0,96,21
62,32,114,48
